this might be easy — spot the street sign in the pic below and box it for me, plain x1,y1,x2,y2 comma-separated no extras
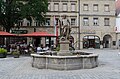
11,30,28,34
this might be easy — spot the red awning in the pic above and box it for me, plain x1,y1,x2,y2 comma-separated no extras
0,31,16,36
20,32,56,37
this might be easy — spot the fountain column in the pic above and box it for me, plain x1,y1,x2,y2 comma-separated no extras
57,37,72,56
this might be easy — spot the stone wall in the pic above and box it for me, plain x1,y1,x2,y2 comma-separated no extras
31,54,98,70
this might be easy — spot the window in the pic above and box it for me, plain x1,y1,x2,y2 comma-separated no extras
83,18,89,26
113,41,116,46
48,3,51,11
93,4,98,11
71,18,76,26
53,17,59,26
71,3,76,11
18,20,23,26
83,4,88,11
104,4,109,12
93,18,99,26
104,18,110,26
45,18,50,26
54,18,59,26
54,3,59,11
119,40,120,46
56,18,60,26
63,3,67,11
35,21,40,26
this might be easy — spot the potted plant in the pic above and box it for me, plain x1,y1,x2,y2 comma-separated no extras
12,51,20,58
0,48,7,58
54,44,60,51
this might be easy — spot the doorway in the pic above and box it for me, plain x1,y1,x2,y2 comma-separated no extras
34,37,41,47
88,39,95,48
103,35,112,48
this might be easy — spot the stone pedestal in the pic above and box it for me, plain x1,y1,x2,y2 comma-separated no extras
57,37,72,56
31,53,99,70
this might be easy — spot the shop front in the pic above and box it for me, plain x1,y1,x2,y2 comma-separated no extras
20,32,56,48
10,30,28,44
83,35,100,49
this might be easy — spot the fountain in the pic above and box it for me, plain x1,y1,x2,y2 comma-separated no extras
31,15,98,70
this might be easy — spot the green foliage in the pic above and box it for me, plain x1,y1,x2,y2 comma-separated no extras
55,46,60,51
12,50,20,58
0,0,48,32
0,48,7,54
12,51,20,55
54,44,60,51
20,0,48,23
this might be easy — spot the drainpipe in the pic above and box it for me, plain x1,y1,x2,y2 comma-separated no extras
78,0,80,50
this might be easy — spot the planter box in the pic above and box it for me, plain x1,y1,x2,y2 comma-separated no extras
0,53,7,58
13,55,20,58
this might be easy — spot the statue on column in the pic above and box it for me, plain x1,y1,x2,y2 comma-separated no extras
60,15,71,40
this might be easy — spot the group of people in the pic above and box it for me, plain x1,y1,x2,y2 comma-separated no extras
36,45,49,54
9,43,50,55
9,43,34,54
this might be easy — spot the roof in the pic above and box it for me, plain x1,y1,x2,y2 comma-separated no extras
20,32,56,37
0,31,16,36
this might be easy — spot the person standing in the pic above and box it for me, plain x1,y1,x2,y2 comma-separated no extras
37,45,42,54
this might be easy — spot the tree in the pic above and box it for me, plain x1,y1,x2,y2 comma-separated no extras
0,0,48,32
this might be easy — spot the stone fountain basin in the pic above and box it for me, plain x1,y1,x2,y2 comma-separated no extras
31,53,99,70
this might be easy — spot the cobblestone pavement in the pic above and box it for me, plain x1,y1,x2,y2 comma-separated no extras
0,49,120,79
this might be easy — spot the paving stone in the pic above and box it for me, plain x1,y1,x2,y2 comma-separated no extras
0,49,120,79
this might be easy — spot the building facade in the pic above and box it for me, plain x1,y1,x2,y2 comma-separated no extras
8,0,116,49
46,0,79,49
10,0,79,48
79,0,116,49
